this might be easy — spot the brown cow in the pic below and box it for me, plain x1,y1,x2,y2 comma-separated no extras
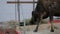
30,0,60,32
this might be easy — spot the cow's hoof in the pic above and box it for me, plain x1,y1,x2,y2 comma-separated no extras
50,30,54,32
34,30,38,32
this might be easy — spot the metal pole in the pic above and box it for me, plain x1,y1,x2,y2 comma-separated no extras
17,0,20,25
15,0,17,22
15,0,17,31
17,0,20,32
17,0,26,34
33,0,35,11
23,19,26,34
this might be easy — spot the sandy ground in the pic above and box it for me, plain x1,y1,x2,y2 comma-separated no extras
17,23,60,34
25,30,60,34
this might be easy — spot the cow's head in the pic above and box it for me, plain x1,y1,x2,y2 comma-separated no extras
30,11,39,25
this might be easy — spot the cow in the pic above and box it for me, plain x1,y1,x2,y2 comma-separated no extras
30,0,60,32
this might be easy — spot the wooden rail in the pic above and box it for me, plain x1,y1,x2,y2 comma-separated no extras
7,1,37,4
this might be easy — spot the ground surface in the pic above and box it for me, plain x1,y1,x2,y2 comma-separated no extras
17,23,60,34
25,30,60,34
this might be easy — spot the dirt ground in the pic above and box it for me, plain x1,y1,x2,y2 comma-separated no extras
17,23,60,34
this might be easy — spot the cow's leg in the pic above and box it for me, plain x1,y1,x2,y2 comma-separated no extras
49,14,54,32
34,18,41,32
33,19,40,32
34,14,43,32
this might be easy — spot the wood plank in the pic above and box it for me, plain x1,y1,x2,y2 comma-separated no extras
7,1,37,4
